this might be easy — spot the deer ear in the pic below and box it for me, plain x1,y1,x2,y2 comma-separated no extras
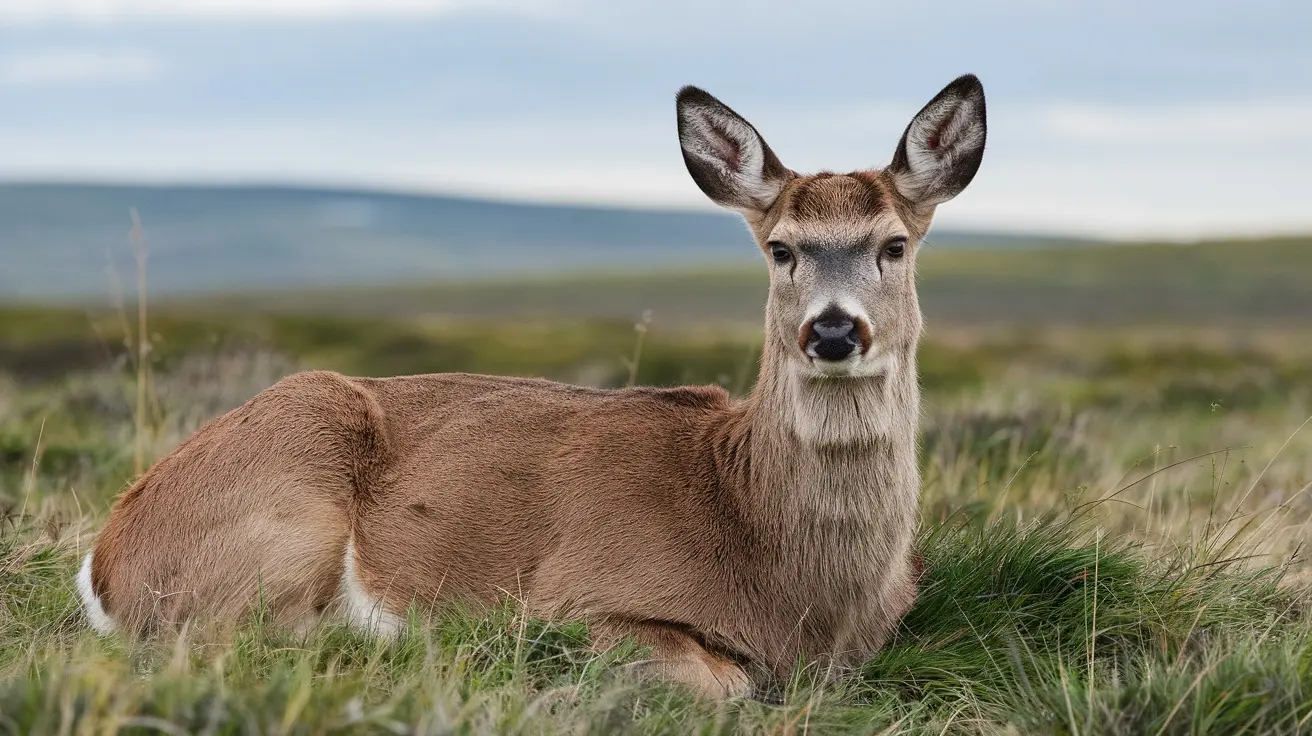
676,86,792,212
888,74,987,208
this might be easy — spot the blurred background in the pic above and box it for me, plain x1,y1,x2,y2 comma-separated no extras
0,0,1309,464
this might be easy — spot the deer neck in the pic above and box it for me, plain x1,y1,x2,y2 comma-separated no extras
720,331,922,537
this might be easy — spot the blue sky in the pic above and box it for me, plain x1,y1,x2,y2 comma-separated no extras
1,0,1308,238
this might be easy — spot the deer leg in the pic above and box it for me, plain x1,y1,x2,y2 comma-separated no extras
592,619,751,699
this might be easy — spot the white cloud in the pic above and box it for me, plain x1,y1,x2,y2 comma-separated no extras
1040,102,1312,145
0,0,556,23
0,48,164,85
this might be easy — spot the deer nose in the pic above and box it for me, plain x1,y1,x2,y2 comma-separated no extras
812,315,854,341
802,308,866,362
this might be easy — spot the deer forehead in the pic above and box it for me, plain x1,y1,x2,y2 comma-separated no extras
764,172,913,246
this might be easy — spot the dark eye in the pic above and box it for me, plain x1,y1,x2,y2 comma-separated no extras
768,242,793,265
884,239,907,259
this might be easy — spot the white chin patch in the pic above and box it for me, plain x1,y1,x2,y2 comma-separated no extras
808,356,862,377
805,350,894,378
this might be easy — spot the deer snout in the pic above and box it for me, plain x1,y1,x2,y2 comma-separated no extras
800,307,871,362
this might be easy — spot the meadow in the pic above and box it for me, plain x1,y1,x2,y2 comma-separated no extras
1,236,1311,734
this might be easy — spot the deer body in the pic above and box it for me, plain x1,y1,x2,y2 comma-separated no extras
80,76,987,698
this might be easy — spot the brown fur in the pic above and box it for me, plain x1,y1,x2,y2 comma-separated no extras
92,363,919,691
86,79,987,699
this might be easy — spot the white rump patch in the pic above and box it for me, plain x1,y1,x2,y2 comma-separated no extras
340,539,403,637
76,552,117,635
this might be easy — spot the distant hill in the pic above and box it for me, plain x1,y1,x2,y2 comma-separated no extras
183,236,1312,328
0,183,1087,299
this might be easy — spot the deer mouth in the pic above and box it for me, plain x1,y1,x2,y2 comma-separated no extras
803,345,894,378
807,356,862,377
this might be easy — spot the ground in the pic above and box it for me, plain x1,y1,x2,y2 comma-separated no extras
1,241,1311,734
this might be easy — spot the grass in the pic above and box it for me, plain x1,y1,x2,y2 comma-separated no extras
2,482,1308,733
1,247,1312,732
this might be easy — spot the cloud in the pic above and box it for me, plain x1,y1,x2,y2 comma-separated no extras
1040,102,1312,145
0,1,1307,238
0,48,165,85
0,0,554,24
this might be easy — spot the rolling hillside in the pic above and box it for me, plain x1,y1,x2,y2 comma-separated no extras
0,182,1084,299
180,236,1312,328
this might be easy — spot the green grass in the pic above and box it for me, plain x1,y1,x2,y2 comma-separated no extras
2,319,1311,733
2,244,1312,732
2,495,1308,733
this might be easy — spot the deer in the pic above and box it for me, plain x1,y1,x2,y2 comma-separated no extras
77,75,987,699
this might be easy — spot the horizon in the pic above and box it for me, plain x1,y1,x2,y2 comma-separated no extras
11,178,1311,245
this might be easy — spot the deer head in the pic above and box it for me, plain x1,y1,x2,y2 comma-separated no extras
676,75,987,382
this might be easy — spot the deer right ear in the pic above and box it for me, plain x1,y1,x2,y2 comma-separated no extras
676,86,792,213
887,74,987,209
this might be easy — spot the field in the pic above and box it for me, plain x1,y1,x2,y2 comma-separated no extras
1,237,1311,734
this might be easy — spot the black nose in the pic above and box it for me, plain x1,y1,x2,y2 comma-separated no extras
812,315,854,341
806,309,860,361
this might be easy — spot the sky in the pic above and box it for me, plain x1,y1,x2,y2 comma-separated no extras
0,0,1308,239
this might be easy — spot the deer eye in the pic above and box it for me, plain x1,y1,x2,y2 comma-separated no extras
884,238,907,259
768,242,793,265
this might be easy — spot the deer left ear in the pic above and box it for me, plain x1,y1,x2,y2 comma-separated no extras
888,74,987,208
